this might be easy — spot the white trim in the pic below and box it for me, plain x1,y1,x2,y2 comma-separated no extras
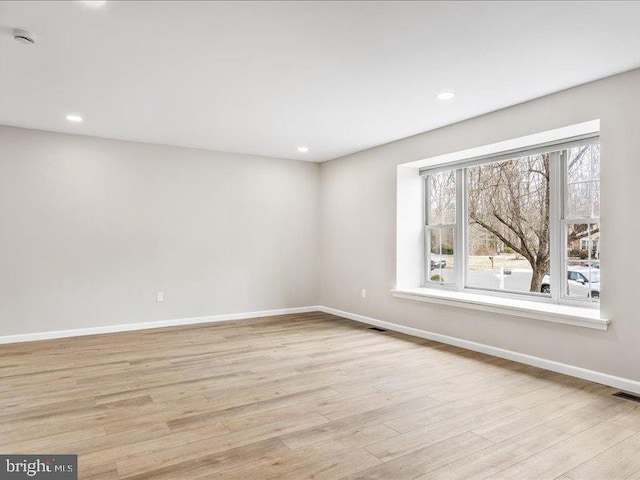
418,134,599,176
318,306,640,396
0,306,322,344
403,119,600,171
391,288,608,330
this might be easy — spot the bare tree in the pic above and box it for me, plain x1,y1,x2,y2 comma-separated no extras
468,154,550,292
428,170,456,225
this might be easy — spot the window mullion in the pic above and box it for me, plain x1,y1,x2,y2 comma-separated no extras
423,176,429,286
549,150,563,302
424,175,430,226
456,168,465,291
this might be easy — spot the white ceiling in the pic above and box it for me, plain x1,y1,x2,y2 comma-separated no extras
2,1,640,162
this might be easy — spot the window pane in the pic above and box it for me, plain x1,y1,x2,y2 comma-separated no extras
567,144,599,183
566,143,600,219
592,180,600,218
428,170,456,225
427,227,454,284
565,223,600,301
467,153,550,295
566,182,592,218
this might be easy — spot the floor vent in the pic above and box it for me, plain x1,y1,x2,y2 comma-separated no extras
368,327,387,332
613,391,640,403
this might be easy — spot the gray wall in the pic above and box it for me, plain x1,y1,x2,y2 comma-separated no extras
320,68,640,382
0,127,320,335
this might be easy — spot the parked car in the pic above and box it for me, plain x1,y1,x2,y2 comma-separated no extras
430,255,447,269
540,267,600,299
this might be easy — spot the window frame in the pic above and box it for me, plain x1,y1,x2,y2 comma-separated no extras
422,136,600,309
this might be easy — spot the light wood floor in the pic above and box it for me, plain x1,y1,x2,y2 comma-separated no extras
1,312,639,480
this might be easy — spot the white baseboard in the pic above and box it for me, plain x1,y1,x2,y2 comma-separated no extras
318,305,640,396
0,306,322,345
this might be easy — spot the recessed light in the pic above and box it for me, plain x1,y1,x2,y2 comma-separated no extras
297,146,309,153
84,0,107,6
437,91,455,100
65,114,83,122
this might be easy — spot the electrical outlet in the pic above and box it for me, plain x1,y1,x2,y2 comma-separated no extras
156,291,164,302
361,289,367,298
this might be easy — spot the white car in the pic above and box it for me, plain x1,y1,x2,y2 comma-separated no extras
430,255,447,269
540,267,600,299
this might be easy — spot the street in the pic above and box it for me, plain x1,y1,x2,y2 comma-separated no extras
431,267,536,293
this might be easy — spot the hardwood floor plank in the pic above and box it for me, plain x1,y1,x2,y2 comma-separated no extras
348,432,493,480
168,387,338,432
81,422,229,468
259,448,381,480
418,425,570,480
205,432,388,480
116,413,327,478
545,397,634,436
565,432,640,480
608,405,640,431
471,384,607,443
119,438,289,480
365,402,519,462
484,421,636,480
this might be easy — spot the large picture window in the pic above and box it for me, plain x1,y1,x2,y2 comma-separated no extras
423,137,600,305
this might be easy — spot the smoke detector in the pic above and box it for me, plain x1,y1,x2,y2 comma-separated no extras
13,29,35,45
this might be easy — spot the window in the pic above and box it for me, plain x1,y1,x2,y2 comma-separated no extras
422,137,600,305
425,170,456,285
563,143,600,300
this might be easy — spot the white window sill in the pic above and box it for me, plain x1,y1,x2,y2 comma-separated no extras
391,287,610,330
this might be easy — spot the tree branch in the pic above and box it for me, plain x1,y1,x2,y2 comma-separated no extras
469,214,533,264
